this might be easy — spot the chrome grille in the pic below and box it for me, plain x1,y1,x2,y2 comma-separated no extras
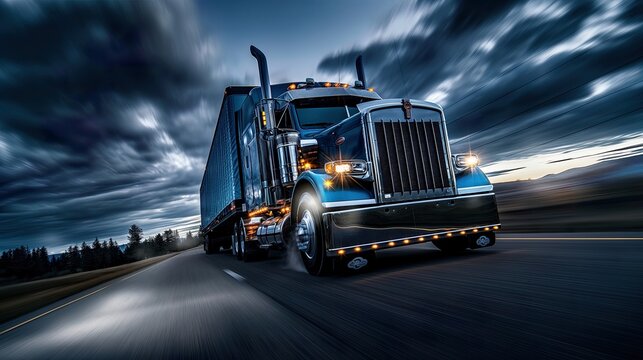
372,119,453,201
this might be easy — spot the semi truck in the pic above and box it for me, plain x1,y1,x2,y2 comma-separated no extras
200,46,500,275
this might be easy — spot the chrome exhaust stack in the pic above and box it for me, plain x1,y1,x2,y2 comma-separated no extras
250,46,298,205
356,55,366,88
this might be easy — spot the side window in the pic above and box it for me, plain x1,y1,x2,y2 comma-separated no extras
275,107,293,129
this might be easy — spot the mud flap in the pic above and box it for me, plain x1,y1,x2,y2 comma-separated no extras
336,252,375,274
467,232,496,249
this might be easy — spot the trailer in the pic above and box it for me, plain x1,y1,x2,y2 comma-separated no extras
200,46,500,274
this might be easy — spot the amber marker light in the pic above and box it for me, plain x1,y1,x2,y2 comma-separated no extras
447,233,453,237
303,163,312,170
485,227,490,231
388,241,395,247
419,237,424,241
355,247,361,252
323,179,333,189
324,82,331,87
403,239,410,244
432,235,439,239
288,83,296,90
460,231,466,235
367,87,375,92
473,229,479,233
338,249,345,255
493,226,499,230
371,244,378,249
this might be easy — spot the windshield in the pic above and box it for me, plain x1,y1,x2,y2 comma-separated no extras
293,96,366,129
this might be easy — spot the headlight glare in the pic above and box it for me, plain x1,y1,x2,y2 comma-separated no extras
454,154,479,170
324,160,367,176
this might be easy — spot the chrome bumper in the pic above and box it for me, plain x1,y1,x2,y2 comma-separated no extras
322,193,500,256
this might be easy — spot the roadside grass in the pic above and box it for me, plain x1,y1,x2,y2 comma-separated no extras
0,253,177,324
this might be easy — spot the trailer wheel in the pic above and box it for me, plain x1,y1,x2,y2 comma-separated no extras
233,220,248,261
204,235,219,254
432,237,467,254
295,192,332,275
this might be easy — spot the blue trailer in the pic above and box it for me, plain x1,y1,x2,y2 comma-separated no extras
200,46,500,274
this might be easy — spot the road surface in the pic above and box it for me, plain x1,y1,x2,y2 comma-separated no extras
1,236,642,359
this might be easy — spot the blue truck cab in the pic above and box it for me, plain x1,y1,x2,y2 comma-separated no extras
200,46,500,274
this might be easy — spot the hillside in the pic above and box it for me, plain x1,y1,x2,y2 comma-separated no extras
493,155,643,232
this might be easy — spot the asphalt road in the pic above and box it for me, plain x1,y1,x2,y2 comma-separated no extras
1,236,642,359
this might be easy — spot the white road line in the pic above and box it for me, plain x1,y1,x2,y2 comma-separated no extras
223,269,245,282
0,261,158,336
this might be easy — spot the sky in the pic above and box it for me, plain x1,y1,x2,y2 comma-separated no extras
0,0,641,252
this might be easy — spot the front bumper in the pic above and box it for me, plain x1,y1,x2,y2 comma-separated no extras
322,193,500,256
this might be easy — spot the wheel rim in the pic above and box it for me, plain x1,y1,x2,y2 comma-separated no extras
239,221,246,256
297,209,316,260
232,224,238,255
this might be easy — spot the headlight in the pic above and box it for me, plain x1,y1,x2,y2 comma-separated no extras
324,160,368,175
454,154,479,171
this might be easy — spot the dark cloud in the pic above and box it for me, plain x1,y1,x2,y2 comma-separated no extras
318,0,643,161
0,0,234,251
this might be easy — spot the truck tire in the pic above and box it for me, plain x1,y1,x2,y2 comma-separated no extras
295,191,332,275
204,235,219,254
432,236,467,254
234,219,246,261
232,222,241,260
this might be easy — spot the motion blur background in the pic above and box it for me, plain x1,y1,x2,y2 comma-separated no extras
1,0,641,253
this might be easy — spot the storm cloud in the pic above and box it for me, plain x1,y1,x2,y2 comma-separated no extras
0,0,233,251
318,0,643,161
1,0,642,251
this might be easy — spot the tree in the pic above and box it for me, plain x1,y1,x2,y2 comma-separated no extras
128,224,144,245
153,233,164,255
126,224,144,260
81,241,93,271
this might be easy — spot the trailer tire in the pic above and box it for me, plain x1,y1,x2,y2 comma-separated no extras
233,221,243,260
204,235,219,254
295,191,332,275
432,237,467,254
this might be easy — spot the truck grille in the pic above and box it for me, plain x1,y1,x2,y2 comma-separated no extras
372,119,453,201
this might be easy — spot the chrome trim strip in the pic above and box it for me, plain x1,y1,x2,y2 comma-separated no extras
326,193,495,215
328,223,501,252
357,99,443,113
458,185,493,195
322,199,377,208
300,138,318,147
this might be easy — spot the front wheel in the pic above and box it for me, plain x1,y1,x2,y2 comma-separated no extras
295,192,332,275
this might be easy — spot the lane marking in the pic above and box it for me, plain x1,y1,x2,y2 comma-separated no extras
0,261,159,336
499,237,643,240
223,269,245,282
